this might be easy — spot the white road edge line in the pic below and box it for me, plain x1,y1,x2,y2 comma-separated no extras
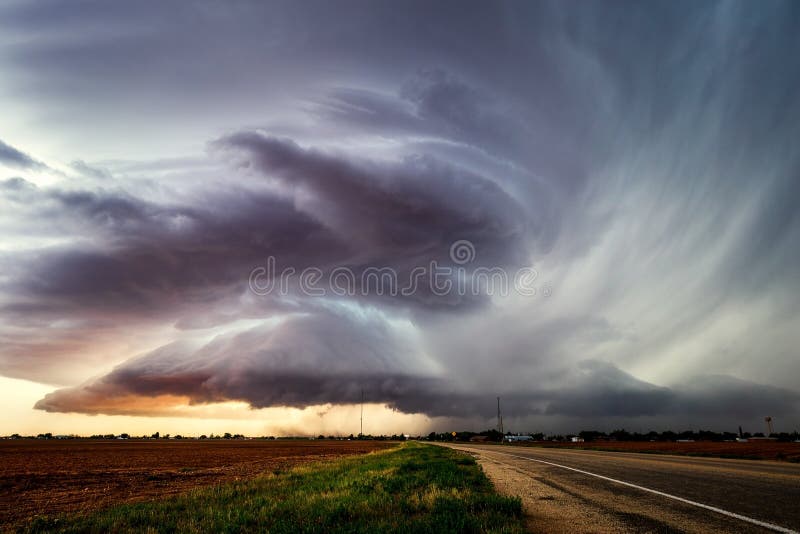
478,448,797,534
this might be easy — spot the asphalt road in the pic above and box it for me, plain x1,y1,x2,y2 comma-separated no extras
443,443,800,533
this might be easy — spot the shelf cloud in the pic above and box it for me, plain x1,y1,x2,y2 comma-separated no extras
0,0,798,433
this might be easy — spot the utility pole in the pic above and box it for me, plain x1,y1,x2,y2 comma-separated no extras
360,389,364,437
497,397,504,437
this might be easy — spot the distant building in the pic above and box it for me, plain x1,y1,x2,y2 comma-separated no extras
504,434,533,442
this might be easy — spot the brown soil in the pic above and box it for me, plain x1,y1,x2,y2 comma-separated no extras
0,439,394,529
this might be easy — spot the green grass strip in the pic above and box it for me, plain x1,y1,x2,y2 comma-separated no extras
23,442,525,533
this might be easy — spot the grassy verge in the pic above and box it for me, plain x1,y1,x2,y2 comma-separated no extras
24,442,525,533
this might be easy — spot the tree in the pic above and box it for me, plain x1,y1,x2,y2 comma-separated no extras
610,429,631,441
578,430,606,442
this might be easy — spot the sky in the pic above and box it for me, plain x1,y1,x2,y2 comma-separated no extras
1,0,799,437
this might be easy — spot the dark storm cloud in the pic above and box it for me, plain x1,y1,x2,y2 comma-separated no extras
542,362,800,420
34,310,445,415
214,132,528,266
1,129,529,382
671,375,800,420
317,70,538,168
316,68,592,210
36,336,800,422
2,180,323,307
8,131,526,312
543,360,676,417
0,0,797,431
0,139,48,171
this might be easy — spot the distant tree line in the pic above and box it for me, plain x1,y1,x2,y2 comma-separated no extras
575,429,800,442
8,429,798,442
3,432,412,440
426,430,507,442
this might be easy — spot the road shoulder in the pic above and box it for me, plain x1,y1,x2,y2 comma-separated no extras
461,447,630,533
446,444,777,534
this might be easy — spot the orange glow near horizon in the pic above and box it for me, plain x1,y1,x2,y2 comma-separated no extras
0,376,436,437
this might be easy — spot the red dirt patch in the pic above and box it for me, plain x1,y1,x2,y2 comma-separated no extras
0,439,395,529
